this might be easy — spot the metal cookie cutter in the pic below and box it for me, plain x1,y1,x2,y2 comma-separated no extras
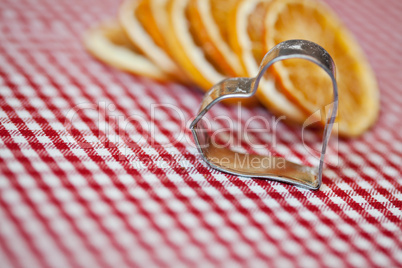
190,40,338,190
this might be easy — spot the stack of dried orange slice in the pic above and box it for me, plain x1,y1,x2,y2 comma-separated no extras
84,0,380,137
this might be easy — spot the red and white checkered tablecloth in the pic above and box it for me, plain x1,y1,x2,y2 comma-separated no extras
0,0,401,267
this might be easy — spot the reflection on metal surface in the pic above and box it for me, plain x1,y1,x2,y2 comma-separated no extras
190,40,338,190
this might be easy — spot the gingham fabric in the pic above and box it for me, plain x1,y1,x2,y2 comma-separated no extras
1,0,401,267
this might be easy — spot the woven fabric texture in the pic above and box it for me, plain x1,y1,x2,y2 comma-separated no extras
0,0,401,267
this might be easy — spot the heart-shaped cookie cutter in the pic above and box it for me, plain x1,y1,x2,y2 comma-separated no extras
190,40,338,190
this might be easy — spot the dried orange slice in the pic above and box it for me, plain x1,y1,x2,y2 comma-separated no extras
151,0,227,90
83,21,169,81
228,0,308,123
149,0,257,106
264,0,380,136
187,0,245,77
119,0,188,82
185,0,260,105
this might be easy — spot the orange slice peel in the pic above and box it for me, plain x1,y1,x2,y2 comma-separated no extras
83,20,169,81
